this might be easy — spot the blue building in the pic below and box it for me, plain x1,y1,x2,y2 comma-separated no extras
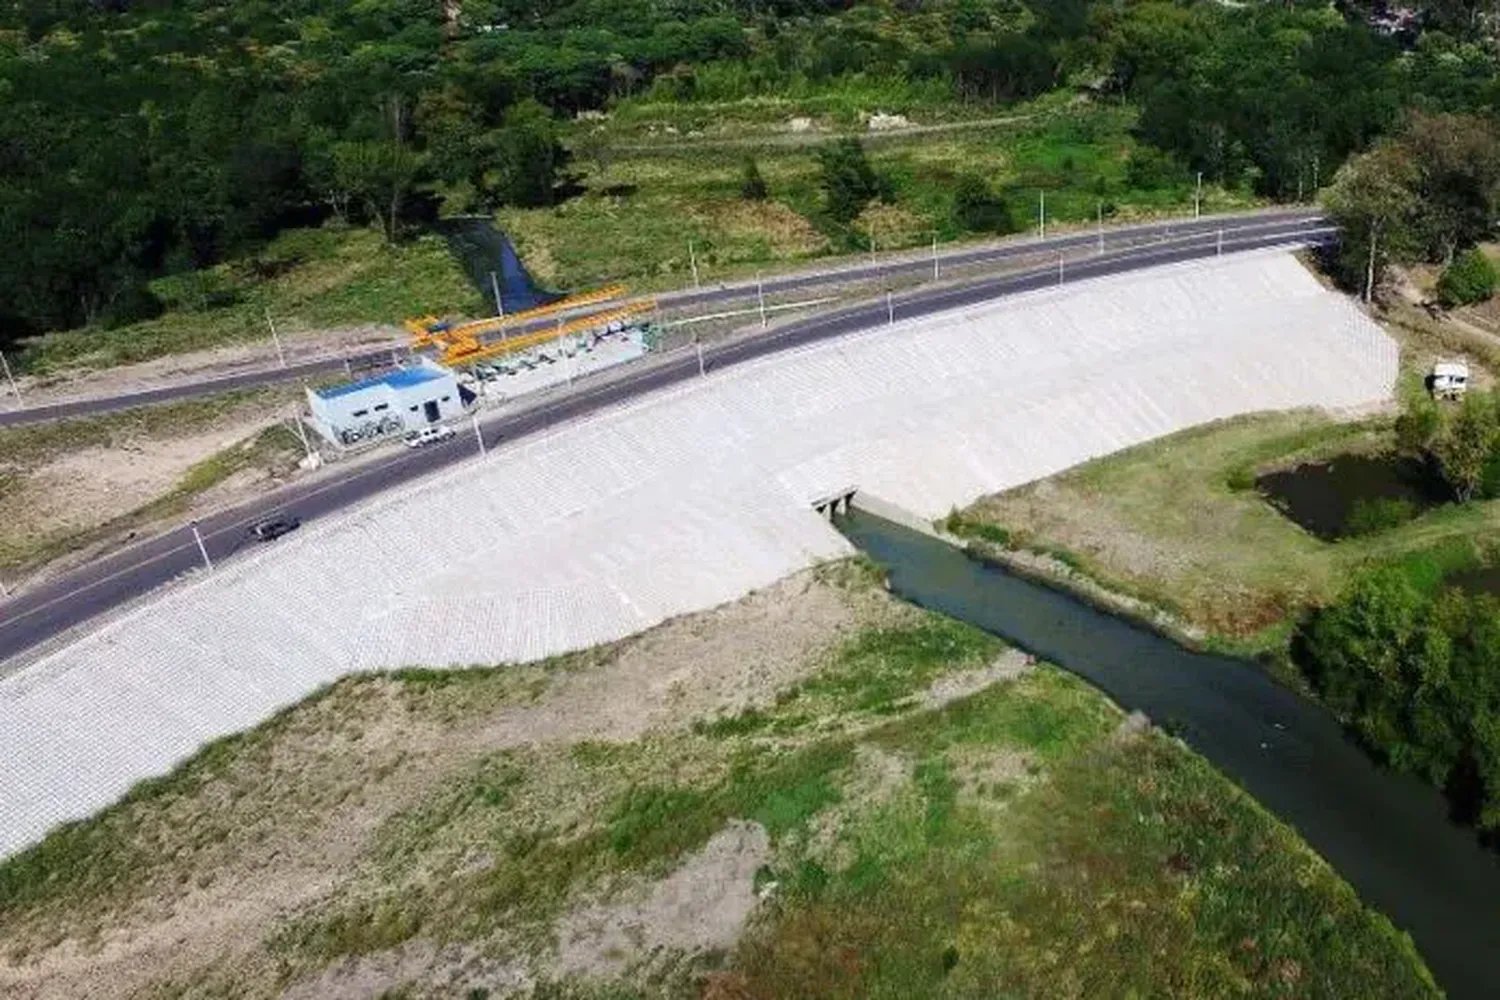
307,359,463,446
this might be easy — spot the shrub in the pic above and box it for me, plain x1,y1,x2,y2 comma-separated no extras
817,138,881,224
952,175,1018,234
1344,496,1417,536
740,156,768,201
1437,247,1497,308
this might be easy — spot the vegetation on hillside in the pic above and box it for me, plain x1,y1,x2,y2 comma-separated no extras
0,565,1437,997
7,0,1500,354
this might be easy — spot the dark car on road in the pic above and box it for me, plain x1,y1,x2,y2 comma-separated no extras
249,514,301,542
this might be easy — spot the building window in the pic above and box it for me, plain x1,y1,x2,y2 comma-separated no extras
352,409,368,418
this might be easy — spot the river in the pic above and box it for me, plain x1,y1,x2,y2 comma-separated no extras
837,509,1500,999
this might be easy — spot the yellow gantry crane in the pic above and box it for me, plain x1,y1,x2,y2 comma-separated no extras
404,285,653,369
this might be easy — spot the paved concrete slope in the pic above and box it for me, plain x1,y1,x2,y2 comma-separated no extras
0,250,1395,857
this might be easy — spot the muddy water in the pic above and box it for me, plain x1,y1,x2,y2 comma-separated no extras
837,509,1500,999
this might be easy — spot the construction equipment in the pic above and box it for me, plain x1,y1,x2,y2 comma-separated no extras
433,300,656,369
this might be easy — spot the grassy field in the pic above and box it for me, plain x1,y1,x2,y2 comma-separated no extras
14,227,484,376
0,389,305,573
507,100,1259,293
953,408,1500,652
0,560,1435,998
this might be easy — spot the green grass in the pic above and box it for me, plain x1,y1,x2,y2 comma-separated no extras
14,226,482,375
0,568,1437,996
962,409,1500,645
508,101,1261,294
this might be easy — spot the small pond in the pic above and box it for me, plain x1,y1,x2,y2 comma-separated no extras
1255,454,1450,540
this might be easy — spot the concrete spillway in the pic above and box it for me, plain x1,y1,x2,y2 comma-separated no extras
0,251,1397,857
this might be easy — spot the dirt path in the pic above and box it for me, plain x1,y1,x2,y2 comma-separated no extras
611,111,1043,152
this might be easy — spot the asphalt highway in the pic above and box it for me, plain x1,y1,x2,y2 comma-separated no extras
0,216,1335,666
0,207,1325,428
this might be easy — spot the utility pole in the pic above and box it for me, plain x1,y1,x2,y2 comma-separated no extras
886,289,894,326
0,349,20,408
695,336,706,378
265,309,287,369
489,271,504,317
932,234,939,280
1217,228,1224,257
688,239,700,288
1097,203,1105,255
1312,154,1320,195
471,412,486,455
1365,225,1379,305
757,272,767,328
1057,252,1065,286
1039,190,1047,239
1195,171,1203,220
290,409,316,464
190,520,213,572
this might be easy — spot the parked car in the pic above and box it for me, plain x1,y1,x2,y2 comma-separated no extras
249,514,301,542
405,425,457,448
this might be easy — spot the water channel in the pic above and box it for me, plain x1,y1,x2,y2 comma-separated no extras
836,509,1500,999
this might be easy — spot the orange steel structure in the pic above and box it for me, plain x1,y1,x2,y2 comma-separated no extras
417,299,657,369
403,285,645,366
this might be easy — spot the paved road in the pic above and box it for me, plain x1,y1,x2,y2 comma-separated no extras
0,208,1326,428
0,217,1335,665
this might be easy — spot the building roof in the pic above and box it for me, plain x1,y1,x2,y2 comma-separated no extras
316,365,451,399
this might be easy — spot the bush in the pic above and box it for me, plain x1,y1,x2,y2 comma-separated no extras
740,156,768,201
100,282,165,329
817,138,881,224
952,175,1018,234
1344,496,1417,536
1437,248,1497,308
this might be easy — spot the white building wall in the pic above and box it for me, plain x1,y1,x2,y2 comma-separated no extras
0,251,1399,857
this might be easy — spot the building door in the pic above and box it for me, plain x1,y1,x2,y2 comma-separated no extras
423,400,440,423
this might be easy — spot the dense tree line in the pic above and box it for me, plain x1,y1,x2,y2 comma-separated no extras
5,0,1500,344
1301,563,1500,830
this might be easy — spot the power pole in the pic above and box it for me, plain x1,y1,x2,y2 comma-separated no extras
471,412,486,455
688,239,700,288
1097,202,1105,255
1195,171,1203,219
932,234,939,280
1057,252,1064,286
757,272,767,328
489,271,504,317
1039,190,1047,239
1217,228,1224,257
190,520,213,572
886,289,894,326
1365,225,1379,305
695,337,706,378
265,309,287,369
0,350,20,408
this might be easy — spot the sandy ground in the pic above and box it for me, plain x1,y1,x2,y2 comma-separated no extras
7,323,403,409
0,391,304,583
0,565,909,1000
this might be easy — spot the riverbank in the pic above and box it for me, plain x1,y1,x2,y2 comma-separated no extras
0,560,1435,999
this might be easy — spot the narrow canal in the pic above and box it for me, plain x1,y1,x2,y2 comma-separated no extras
837,509,1500,1000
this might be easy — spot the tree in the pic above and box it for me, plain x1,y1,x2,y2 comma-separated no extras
1402,112,1500,262
740,157,768,201
816,138,880,225
1431,391,1500,502
1437,247,1498,307
952,175,1016,233
1322,141,1421,300
333,141,426,243
489,100,565,208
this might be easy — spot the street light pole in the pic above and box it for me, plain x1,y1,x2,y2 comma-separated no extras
190,520,213,572
265,309,287,369
471,412,486,456
0,349,21,408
